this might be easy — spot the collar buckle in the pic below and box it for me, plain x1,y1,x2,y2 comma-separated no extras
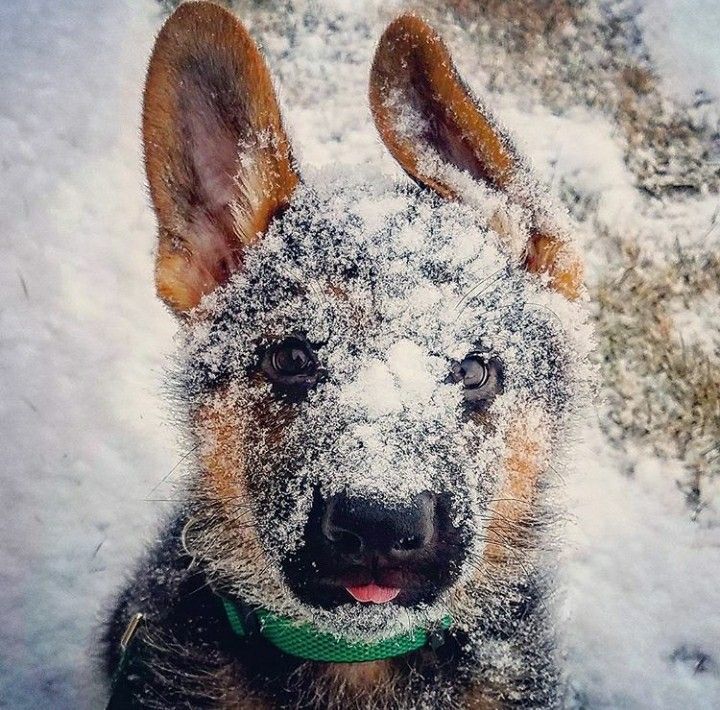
119,612,145,652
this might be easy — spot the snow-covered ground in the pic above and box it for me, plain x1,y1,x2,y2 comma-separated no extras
640,0,720,102
1,0,718,707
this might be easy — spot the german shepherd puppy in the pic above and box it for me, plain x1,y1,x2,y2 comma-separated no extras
103,2,590,707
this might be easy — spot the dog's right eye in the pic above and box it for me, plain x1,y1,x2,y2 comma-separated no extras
260,336,323,398
270,339,314,376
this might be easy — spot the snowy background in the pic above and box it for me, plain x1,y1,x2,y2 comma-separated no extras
1,0,719,707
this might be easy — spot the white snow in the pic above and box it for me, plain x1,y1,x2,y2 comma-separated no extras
640,0,720,102
561,428,720,708
1,0,719,708
0,1,175,706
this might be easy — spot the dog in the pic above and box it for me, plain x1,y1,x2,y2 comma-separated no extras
103,2,591,707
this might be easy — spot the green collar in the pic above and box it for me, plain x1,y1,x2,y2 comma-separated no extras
221,597,452,663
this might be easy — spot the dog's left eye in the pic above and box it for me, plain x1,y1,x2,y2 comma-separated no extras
450,355,488,389
448,353,504,410
260,336,322,397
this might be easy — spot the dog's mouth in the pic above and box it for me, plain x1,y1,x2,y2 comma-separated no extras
281,558,451,609
280,491,469,610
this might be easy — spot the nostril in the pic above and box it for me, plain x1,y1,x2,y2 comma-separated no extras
329,529,364,555
321,495,366,556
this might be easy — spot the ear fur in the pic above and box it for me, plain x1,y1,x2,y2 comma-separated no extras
143,1,299,314
369,13,583,299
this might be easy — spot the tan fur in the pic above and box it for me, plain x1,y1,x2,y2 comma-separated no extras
214,664,273,710
460,689,504,710
524,231,583,300
311,661,398,705
484,410,549,568
143,1,299,313
192,386,272,591
325,660,392,687
195,380,299,510
196,387,249,507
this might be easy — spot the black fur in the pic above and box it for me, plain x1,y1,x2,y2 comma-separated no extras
104,515,560,708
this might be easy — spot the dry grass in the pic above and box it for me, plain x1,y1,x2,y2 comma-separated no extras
594,243,720,511
437,0,720,197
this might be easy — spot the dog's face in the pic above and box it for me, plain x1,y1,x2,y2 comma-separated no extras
143,4,588,638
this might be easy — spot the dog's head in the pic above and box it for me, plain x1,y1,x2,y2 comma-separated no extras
144,3,589,639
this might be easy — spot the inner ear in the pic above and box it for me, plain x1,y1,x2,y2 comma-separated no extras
369,13,518,199
143,2,299,314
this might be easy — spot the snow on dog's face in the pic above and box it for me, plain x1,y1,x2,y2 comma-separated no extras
143,5,589,639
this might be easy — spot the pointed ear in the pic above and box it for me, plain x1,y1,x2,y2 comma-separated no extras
143,1,299,314
369,13,582,299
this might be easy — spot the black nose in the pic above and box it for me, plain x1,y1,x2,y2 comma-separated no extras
321,492,435,560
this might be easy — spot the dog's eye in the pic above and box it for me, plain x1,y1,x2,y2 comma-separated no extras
260,336,322,400
270,339,314,376
450,355,488,389
448,354,503,410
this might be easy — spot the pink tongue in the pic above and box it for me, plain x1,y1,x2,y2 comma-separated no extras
346,583,400,604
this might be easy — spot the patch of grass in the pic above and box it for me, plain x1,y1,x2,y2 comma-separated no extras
594,243,720,512
438,0,720,197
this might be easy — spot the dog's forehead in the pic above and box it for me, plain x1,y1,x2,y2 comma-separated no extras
231,175,529,345
267,176,510,288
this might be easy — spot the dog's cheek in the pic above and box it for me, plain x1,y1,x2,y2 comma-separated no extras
194,381,298,504
451,402,552,603
482,405,551,570
194,381,309,557
194,385,250,509
188,385,276,579
197,389,268,542
250,396,322,558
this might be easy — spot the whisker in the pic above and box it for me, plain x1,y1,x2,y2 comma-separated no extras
452,268,505,314
147,442,200,495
